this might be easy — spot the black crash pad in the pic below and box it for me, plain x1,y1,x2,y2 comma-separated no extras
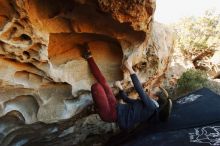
107,88,220,146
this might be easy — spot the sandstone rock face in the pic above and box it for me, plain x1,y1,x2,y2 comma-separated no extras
0,0,174,145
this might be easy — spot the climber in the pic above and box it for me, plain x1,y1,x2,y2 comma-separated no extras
80,43,172,130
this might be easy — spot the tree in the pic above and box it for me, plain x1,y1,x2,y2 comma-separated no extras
173,10,220,59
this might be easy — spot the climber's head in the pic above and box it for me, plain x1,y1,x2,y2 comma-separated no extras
149,86,169,102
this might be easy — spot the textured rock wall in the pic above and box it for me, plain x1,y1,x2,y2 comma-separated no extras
0,0,174,145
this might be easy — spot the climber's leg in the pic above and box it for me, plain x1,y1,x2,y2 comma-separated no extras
91,83,117,122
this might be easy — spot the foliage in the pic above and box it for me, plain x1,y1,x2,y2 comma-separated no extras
177,69,208,94
173,10,220,58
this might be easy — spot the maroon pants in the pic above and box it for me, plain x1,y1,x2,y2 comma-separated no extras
87,57,117,122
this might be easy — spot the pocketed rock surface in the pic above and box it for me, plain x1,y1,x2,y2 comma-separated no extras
0,0,174,145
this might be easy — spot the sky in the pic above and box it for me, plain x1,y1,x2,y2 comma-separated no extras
154,0,220,24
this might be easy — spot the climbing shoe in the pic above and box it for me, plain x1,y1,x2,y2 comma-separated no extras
77,43,92,59
156,87,173,122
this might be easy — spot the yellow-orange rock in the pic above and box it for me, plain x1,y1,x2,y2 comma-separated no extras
0,0,174,145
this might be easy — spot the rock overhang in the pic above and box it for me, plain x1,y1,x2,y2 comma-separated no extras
0,0,175,145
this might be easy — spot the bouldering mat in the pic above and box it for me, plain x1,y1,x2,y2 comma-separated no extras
107,88,220,146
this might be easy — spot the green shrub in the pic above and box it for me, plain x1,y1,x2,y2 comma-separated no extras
173,10,220,58
177,69,208,94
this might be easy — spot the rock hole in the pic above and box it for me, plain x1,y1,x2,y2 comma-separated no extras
5,110,25,123
23,51,31,59
20,34,31,41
